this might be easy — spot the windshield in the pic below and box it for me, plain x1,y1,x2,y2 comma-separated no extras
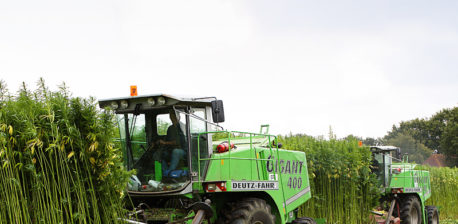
117,109,191,192
372,153,392,188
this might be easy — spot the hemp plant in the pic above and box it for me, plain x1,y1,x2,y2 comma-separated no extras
0,79,131,224
280,134,379,224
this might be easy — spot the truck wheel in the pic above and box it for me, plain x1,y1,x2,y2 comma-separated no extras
425,206,439,224
292,217,316,224
222,198,275,224
400,196,422,224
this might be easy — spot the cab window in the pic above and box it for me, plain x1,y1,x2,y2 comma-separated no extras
189,108,209,177
156,114,171,136
156,112,186,136
190,108,207,134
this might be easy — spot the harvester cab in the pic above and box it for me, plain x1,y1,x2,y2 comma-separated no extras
370,146,401,188
370,146,438,224
99,94,313,224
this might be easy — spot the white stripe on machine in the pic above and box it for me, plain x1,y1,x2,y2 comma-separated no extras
285,186,311,206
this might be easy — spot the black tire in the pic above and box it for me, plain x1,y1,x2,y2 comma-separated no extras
219,198,276,224
425,206,439,224
400,196,422,224
292,217,317,224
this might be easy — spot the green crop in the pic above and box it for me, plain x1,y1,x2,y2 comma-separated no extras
280,134,379,224
0,79,131,223
417,165,458,220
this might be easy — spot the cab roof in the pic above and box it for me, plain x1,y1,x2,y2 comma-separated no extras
370,146,400,153
98,94,215,113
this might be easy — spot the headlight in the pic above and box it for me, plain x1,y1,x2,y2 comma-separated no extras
147,98,155,106
120,100,129,109
110,101,119,110
157,97,166,105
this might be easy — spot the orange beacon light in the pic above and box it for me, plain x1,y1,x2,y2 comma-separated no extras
130,85,138,96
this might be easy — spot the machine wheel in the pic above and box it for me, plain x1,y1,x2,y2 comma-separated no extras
400,196,422,224
220,198,275,224
292,217,316,224
425,206,439,224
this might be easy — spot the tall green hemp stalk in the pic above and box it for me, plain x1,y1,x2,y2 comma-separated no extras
0,79,132,224
279,134,379,224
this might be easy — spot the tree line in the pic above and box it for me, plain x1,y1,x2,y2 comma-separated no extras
356,107,457,167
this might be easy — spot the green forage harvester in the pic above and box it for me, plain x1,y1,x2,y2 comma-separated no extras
99,93,315,224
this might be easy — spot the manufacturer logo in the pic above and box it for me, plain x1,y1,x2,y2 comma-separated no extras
231,181,279,191
404,188,422,193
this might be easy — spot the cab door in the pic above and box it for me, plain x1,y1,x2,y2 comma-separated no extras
189,108,210,180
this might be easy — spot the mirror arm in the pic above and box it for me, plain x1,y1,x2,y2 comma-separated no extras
173,106,224,131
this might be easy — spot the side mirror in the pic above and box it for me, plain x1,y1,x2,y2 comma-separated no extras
211,100,225,123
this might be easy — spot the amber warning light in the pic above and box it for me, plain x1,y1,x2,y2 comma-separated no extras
130,85,138,96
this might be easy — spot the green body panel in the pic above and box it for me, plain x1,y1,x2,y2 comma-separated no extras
201,133,311,224
386,163,432,224
388,164,432,202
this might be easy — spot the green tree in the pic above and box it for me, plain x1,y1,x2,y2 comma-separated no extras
363,137,383,146
385,133,432,164
440,108,458,166
385,107,457,166
386,118,431,147
344,134,361,142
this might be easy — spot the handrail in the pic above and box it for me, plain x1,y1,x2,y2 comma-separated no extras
402,154,409,163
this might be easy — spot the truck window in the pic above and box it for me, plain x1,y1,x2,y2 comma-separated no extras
121,114,147,165
126,109,190,192
157,114,171,136
157,112,186,136
190,108,207,134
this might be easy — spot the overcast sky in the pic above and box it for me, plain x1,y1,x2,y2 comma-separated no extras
1,0,457,138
